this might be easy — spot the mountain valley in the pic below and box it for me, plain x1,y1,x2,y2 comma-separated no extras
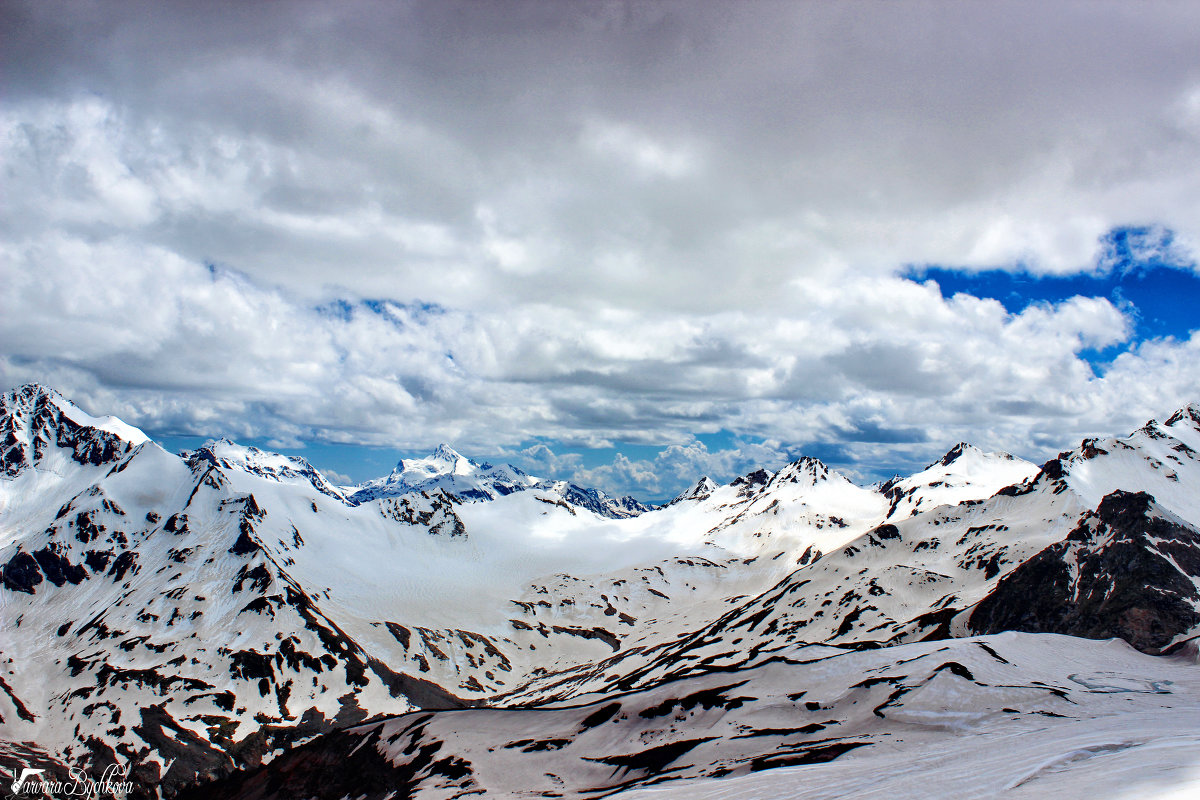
2,384,1198,799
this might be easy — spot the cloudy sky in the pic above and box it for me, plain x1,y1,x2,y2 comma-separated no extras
3,1,1200,501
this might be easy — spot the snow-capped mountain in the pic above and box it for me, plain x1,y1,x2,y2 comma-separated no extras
667,475,718,505
880,442,1038,520
3,383,1200,799
184,439,351,502
346,443,651,518
0,389,472,796
1,384,148,472
543,480,653,518
348,444,539,504
497,406,1200,708
969,489,1200,654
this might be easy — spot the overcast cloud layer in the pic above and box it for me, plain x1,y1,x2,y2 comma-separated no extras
3,1,1200,498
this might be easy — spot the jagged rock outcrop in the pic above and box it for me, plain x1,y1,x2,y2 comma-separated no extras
969,490,1200,654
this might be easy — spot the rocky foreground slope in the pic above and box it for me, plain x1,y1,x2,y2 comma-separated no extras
2,384,1199,799
183,633,1200,800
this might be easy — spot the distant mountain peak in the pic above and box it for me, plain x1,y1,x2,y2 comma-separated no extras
876,474,904,494
347,443,648,517
352,445,536,507
1165,403,1200,429
429,442,466,462
772,456,841,487
669,475,718,505
937,442,977,466
554,482,652,518
392,443,473,477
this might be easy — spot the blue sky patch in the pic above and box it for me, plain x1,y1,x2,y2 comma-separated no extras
907,229,1199,352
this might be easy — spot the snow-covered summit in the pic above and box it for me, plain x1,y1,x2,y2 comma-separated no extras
668,475,718,505
1161,402,1200,450
769,456,842,488
2,383,149,446
1,383,148,477
183,438,349,501
346,443,651,517
397,442,476,480
545,480,653,518
1164,402,1200,428
1043,401,1200,524
348,443,540,504
882,442,1038,520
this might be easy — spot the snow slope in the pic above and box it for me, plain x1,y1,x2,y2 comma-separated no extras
881,442,1038,520
184,633,1200,800
498,411,1200,705
3,383,1199,800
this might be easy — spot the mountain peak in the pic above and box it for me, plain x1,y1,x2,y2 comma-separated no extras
883,443,1038,521
182,438,347,501
1164,403,1200,430
8,382,59,404
792,455,831,474
669,475,718,505
3,383,149,445
350,446,646,516
937,442,979,467
391,443,468,473
193,438,289,464
352,444,539,505
772,456,838,487
430,442,465,462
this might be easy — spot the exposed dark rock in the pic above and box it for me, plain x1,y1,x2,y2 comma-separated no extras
938,443,970,466
872,524,901,541
131,704,237,798
550,625,621,652
380,491,467,536
969,490,1200,654
34,545,88,586
233,564,272,593
164,513,189,534
731,468,771,494
584,736,714,774
74,511,106,543
228,529,260,556
176,722,462,800
748,741,868,771
109,550,139,582
579,702,621,729
1,385,134,476
1,550,43,593
0,674,36,721
638,682,750,718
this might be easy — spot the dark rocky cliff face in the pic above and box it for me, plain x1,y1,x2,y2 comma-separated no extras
969,490,1200,654
1,385,134,476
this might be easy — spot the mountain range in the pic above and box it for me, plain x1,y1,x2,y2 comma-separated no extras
1,383,1198,799
345,442,650,518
